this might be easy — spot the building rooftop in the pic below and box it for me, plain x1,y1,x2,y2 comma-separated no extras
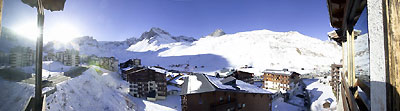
181,74,271,95
148,66,168,74
263,70,292,76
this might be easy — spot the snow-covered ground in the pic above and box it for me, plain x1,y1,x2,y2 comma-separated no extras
272,78,337,111
43,61,73,72
45,66,181,111
0,78,34,111
303,78,337,111
45,67,133,111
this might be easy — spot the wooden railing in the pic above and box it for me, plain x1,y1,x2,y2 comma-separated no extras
339,72,370,111
23,94,47,111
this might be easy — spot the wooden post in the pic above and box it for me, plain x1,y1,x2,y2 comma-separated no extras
383,0,400,110
34,0,45,110
346,30,356,86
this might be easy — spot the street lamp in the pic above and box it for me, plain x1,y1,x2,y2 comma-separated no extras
21,0,66,110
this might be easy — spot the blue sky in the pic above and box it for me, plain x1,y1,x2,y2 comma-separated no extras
2,0,335,41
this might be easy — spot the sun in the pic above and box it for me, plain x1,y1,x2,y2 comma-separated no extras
12,22,82,43
12,22,39,40
46,23,81,43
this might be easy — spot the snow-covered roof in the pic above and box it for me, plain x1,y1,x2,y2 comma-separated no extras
237,68,259,74
168,75,185,85
181,74,271,95
122,66,169,75
148,66,168,74
181,74,216,95
121,67,135,71
207,76,271,94
167,85,181,92
263,70,292,76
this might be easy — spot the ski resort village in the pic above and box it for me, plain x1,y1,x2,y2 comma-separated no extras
1,0,400,111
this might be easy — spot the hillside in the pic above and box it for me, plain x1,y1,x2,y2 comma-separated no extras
44,28,342,75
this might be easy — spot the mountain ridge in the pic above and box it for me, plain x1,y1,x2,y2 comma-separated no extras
43,28,342,74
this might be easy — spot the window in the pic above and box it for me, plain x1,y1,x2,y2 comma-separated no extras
199,99,203,104
242,104,246,108
228,95,231,102
219,97,224,102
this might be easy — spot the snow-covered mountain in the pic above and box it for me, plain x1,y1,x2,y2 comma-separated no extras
354,33,369,76
44,28,342,75
209,29,226,37
127,27,196,52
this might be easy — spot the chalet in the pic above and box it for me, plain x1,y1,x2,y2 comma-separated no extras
262,69,300,92
181,74,273,111
227,70,254,84
120,59,142,79
124,66,167,101
9,46,34,67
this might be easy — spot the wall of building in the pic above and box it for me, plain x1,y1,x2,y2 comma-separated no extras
368,0,387,110
262,73,290,91
182,91,271,111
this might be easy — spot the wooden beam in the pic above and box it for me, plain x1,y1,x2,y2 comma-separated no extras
383,0,400,110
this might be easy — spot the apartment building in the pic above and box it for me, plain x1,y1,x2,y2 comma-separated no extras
124,66,167,101
262,69,300,92
9,46,34,67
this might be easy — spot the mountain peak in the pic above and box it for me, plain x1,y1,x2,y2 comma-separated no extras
149,27,170,35
209,29,226,37
139,27,171,40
